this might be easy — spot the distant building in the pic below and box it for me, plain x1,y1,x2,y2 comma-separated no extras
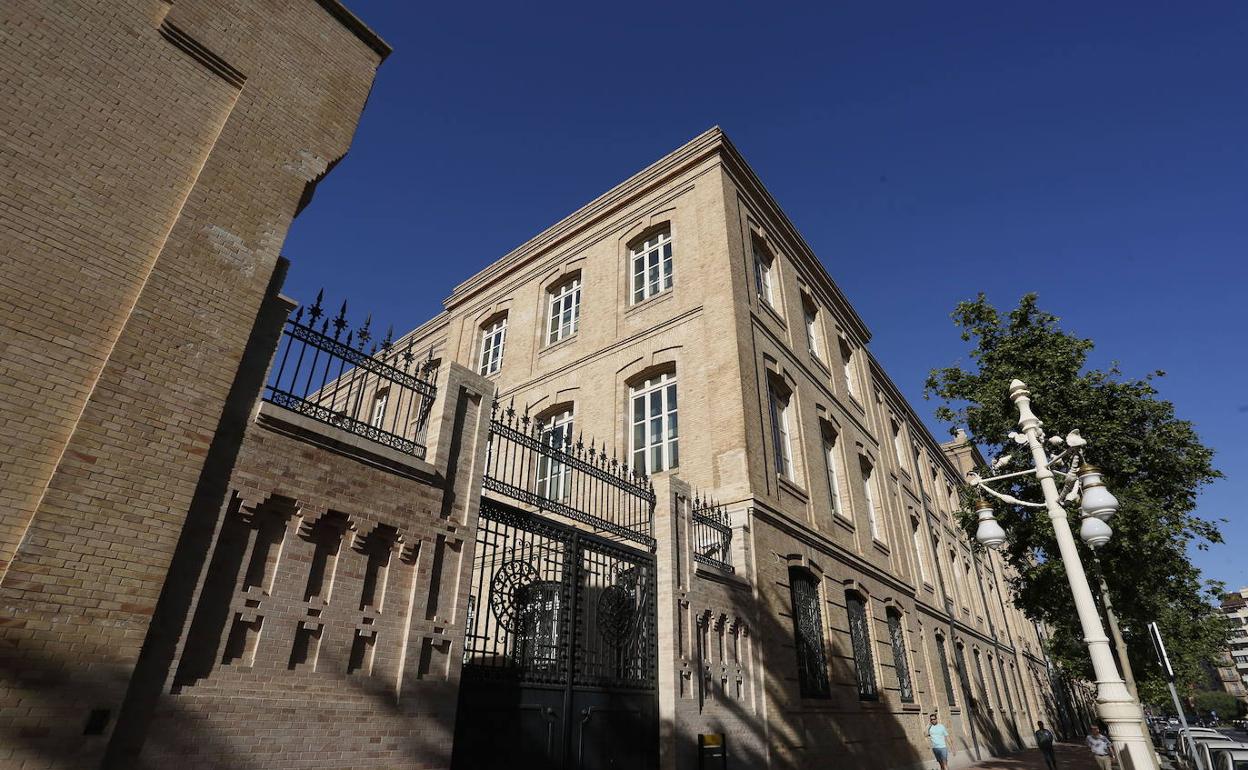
1218,588,1248,701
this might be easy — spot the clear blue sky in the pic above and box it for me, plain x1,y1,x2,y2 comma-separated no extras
284,2,1247,591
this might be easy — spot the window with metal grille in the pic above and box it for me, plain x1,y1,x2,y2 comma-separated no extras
630,371,678,474
846,591,878,700
887,608,914,703
479,316,507,376
936,634,956,706
788,568,830,698
547,277,581,344
630,229,673,304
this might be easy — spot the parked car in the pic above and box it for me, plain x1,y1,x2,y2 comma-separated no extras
1167,728,1226,758
1214,748,1248,770
1196,740,1248,770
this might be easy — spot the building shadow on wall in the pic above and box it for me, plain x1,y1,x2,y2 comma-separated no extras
661,567,929,770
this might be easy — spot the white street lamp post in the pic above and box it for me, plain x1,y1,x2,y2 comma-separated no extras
969,379,1157,770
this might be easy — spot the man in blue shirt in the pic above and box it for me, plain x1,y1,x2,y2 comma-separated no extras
928,713,953,770
1035,720,1058,769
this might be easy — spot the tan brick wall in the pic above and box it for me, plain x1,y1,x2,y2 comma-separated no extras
386,128,1062,769
0,1,388,767
136,362,493,769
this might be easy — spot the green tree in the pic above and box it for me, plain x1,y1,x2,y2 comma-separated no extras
924,293,1225,704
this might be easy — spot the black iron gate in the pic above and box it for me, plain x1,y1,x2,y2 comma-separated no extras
452,402,657,770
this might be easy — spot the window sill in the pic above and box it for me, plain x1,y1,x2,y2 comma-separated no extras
759,299,786,328
777,474,808,502
901,702,922,712
809,353,831,377
872,538,890,555
831,511,855,533
922,581,936,594
626,287,674,315
538,332,578,356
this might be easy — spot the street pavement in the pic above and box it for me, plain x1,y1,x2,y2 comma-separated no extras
967,742,1100,770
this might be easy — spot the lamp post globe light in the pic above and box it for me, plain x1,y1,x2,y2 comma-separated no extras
968,379,1157,770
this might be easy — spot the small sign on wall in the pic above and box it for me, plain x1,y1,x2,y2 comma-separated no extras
699,733,727,770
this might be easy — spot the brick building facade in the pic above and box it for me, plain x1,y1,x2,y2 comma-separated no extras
2,5,1075,768
388,127,1071,769
0,1,396,766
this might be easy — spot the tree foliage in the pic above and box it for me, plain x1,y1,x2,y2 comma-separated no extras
925,293,1225,704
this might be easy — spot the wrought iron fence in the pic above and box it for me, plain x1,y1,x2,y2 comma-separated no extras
264,291,437,458
483,398,655,549
690,493,733,573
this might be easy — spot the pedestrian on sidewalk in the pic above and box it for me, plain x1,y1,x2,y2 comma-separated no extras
1086,724,1116,770
928,713,953,770
1035,721,1058,770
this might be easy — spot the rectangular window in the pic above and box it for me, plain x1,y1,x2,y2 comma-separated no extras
823,434,843,518
846,592,878,700
861,459,882,541
839,337,858,398
803,298,821,359
536,409,573,501
753,244,773,305
768,384,793,480
912,518,929,582
887,609,914,703
631,229,673,304
547,277,581,344
891,419,906,471
479,317,507,376
370,389,388,428
937,635,957,706
913,446,926,495
630,371,678,474
789,568,831,698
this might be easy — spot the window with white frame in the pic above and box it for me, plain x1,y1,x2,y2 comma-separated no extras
479,316,507,376
912,445,926,494
803,297,822,359
630,229,673,304
753,243,774,305
547,277,581,344
370,388,389,429
839,337,858,398
536,409,574,501
911,517,929,582
768,382,794,480
891,418,906,471
822,432,844,518
630,371,678,474
861,458,882,541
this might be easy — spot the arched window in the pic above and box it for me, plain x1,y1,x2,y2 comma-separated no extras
479,315,507,376
630,228,673,304
788,568,830,698
536,408,573,501
887,607,914,703
547,275,581,344
846,590,878,700
630,370,678,474
767,379,795,481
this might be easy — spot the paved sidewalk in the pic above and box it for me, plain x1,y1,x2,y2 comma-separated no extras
967,742,1101,770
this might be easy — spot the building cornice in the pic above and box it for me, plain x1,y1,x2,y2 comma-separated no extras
315,1,392,61
440,127,871,347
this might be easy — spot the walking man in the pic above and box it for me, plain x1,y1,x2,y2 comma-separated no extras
928,713,953,770
1086,724,1115,770
1035,721,1058,770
